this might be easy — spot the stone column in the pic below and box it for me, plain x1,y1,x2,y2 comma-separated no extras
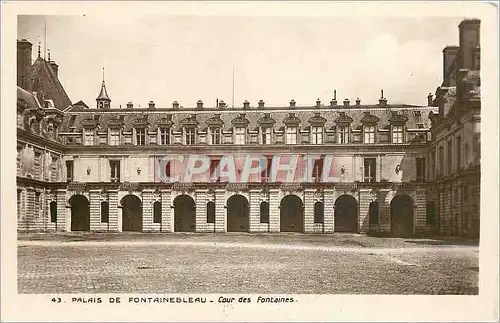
269,188,280,233
249,189,261,233
303,189,315,233
55,189,67,232
358,189,371,233
89,189,101,231
108,190,119,232
142,189,154,232
324,188,335,233
195,189,208,233
215,189,226,232
415,188,427,234
160,189,173,232
25,188,35,232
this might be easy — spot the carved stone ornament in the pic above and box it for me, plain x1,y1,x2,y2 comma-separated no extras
86,166,91,175
313,189,323,201
137,167,141,175
395,164,401,174
340,165,346,174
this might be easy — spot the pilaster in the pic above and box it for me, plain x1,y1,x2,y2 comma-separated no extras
249,189,261,233
303,189,315,233
142,189,154,232
215,189,226,232
89,189,101,231
195,189,208,232
324,188,335,233
269,189,280,233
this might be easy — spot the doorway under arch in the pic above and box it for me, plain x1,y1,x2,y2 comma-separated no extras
173,194,196,232
121,194,143,232
69,194,90,231
227,194,249,232
390,194,414,235
280,195,303,232
334,194,358,233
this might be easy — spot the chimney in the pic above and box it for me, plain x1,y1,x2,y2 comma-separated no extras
472,46,480,70
355,98,361,106
427,93,433,106
316,98,321,108
378,89,387,106
172,101,179,109
126,102,133,109
197,100,203,109
17,39,32,90
243,100,250,109
458,19,480,71
148,101,155,109
442,46,459,87
218,100,226,108
289,99,296,107
343,98,350,107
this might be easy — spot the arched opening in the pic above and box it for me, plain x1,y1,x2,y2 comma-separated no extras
174,194,196,232
50,201,57,223
280,195,303,232
334,194,358,232
121,195,143,232
390,194,414,235
314,201,324,224
227,194,249,232
260,201,269,223
69,195,90,231
206,201,215,223
101,201,109,223
369,201,379,224
153,201,162,224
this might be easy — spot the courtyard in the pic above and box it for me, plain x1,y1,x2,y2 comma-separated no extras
17,233,479,294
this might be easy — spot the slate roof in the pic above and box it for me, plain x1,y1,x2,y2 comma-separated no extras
17,86,41,110
29,57,72,110
60,104,437,132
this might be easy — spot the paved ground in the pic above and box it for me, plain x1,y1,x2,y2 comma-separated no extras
17,233,479,294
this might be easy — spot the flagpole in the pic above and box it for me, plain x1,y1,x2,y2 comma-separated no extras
44,18,47,60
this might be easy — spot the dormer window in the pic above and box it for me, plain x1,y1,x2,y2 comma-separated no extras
185,128,196,145
234,127,246,145
286,126,298,144
364,125,375,144
135,128,146,145
210,127,221,145
338,126,349,144
160,127,170,145
261,127,271,145
311,126,323,144
84,128,95,146
392,125,404,143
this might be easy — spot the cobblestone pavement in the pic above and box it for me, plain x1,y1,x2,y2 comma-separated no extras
17,233,479,294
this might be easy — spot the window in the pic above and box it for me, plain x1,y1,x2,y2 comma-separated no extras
207,201,215,223
110,160,120,182
338,126,349,144
311,126,323,144
260,201,269,223
210,127,221,145
49,201,57,223
312,157,324,181
286,127,297,144
185,128,195,145
369,201,379,224
364,125,375,144
209,159,219,181
314,202,324,224
447,139,452,174
364,158,376,183
159,128,170,145
101,201,109,223
35,192,41,217
84,129,95,146
416,157,426,182
66,160,74,182
234,127,246,145
261,156,272,181
438,146,444,177
153,201,162,224
456,136,462,171
262,127,271,145
136,128,146,145
17,112,23,128
392,125,404,143
109,129,120,146
51,157,58,182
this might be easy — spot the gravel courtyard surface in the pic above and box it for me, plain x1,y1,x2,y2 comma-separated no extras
17,233,479,294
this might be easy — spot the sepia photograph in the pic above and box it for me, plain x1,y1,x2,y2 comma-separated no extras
2,1,498,322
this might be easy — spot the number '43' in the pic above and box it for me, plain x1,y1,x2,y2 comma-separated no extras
51,297,62,303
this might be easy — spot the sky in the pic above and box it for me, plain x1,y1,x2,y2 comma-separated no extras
18,15,464,108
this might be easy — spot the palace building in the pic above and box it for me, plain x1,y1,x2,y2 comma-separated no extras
16,19,480,237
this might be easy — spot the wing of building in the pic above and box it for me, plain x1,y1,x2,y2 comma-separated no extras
16,19,480,237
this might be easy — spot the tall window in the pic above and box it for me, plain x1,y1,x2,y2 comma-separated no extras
338,126,349,144
110,160,120,182
51,157,58,182
153,201,162,224
35,192,41,218
369,201,379,224
210,127,221,145
136,128,146,145
34,152,41,180
286,127,297,144
50,201,57,223
438,146,444,177
66,160,74,182
456,136,462,171
364,125,375,144
312,157,324,181
260,201,269,223
364,158,376,183
209,159,219,181
160,128,170,145
447,139,453,174
109,129,120,146
84,129,95,146
392,125,404,143
234,127,246,145
101,201,109,223
185,128,195,145
416,157,426,182
262,127,271,145
207,201,216,223
311,126,323,144
314,202,324,224
261,156,272,181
